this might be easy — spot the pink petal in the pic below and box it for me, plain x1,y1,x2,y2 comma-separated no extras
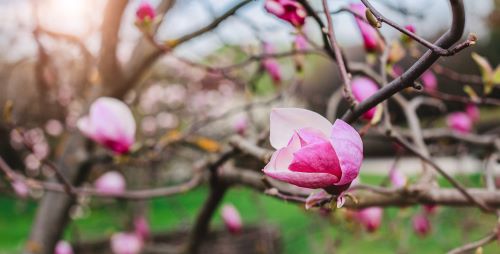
221,204,243,234
389,168,407,188
330,119,363,185
264,0,285,16
446,112,472,133
351,77,379,120
270,108,332,149
289,141,342,178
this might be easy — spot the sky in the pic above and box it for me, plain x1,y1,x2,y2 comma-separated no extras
0,0,495,62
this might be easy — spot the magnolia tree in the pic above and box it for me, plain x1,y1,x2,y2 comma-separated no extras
0,0,499,253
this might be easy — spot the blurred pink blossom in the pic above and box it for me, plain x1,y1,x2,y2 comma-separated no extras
24,154,41,171
45,119,64,137
412,214,431,237
355,207,383,233
423,204,438,215
262,108,363,193
110,232,143,254
351,77,379,120
262,43,282,85
141,116,157,136
134,216,150,240
233,116,248,136
11,180,29,198
465,104,480,122
136,1,156,23
389,168,407,188
221,204,243,234
350,3,381,52
55,240,74,254
264,0,307,27
94,171,126,195
446,112,472,133
420,70,438,92
77,97,136,154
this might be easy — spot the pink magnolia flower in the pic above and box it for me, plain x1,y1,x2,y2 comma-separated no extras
11,180,29,198
77,97,136,154
466,104,480,122
221,204,243,234
134,216,150,240
262,108,363,192
264,0,307,27
55,240,74,254
420,70,438,92
412,214,431,237
389,168,407,188
110,232,143,254
350,3,381,52
136,1,156,23
355,207,383,233
446,112,472,133
94,171,126,195
262,43,282,85
351,77,379,120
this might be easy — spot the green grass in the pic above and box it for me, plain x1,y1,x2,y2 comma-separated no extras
0,174,497,253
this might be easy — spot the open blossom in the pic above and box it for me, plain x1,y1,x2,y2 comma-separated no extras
136,1,156,23
55,240,74,254
446,112,472,133
262,108,363,193
262,43,282,85
111,232,143,254
77,97,136,154
94,171,126,195
420,70,438,92
264,0,306,27
221,204,243,234
412,214,431,237
355,207,383,233
351,77,379,120
350,3,381,52
134,216,150,240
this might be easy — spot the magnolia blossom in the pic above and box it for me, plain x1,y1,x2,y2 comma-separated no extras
412,214,431,237
262,43,282,85
355,207,383,233
466,104,480,122
55,240,74,254
94,171,126,195
420,70,438,92
221,204,243,234
77,97,136,154
136,1,156,23
263,108,363,194
350,3,381,52
111,232,143,254
351,77,379,120
264,0,306,27
134,216,150,240
446,112,472,133
389,168,407,188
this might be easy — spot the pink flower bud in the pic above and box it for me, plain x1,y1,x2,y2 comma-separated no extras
233,116,248,136
134,216,150,240
446,112,472,133
55,240,74,254
401,25,416,43
412,214,431,237
263,108,363,189
351,77,379,120
420,70,437,92
350,3,381,52
405,25,416,33
110,232,143,254
77,97,136,154
389,168,407,188
94,171,126,195
136,1,156,23
11,180,29,198
355,207,383,233
264,0,307,27
221,204,242,234
262,43,282,85
465,104,480,122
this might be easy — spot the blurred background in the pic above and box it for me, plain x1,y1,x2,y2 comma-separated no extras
0,0,500,253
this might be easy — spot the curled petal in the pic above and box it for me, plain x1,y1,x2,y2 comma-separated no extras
289,141,341,179
270,108,332,149
330,119,363,185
